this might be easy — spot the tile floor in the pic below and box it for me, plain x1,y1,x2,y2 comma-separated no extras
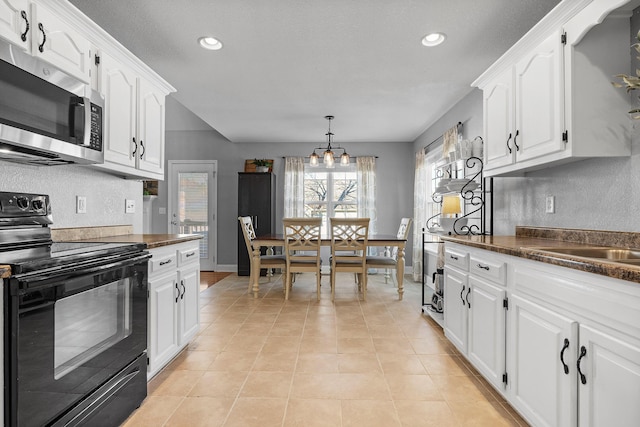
123,272,529,427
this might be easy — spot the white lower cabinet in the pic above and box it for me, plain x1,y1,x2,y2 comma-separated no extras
147,241,200,378
444,247,507,391
509,294,578,427
444,242,640,427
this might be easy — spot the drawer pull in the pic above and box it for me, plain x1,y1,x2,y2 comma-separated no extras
185,252,196,258
577,346,587,385
159,259,173,266
477,263,490,270
460,285,466,305
449,255,459,261
560,338,570,375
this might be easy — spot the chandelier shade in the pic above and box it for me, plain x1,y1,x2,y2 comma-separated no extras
308,115,350,167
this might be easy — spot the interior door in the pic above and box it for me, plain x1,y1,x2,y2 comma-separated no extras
168,161,217,271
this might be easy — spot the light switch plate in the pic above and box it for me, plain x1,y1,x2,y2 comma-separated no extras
125,199,135,214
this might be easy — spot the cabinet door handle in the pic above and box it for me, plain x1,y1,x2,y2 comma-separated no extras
513,129,520,151
37,22,45,52
506,132,512,154
132,137,137,156
477,263,490,271
20,11,29,42
449,255,458,261
560,338,570,375
465,287,471,308
180,280,186,299
577,345,587,385
460,285,466,305
140,140,145,158
175,282,180,303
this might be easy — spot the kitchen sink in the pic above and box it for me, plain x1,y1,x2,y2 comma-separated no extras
531,247,640,261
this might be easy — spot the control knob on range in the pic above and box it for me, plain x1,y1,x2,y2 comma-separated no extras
31,199,44,211
16,196,30,210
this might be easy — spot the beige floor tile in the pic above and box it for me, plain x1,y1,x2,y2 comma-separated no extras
296,352,340,373
341,399,402,427
240,371,293,398
368,323,406,338
338,337,376,354
261,335,301,353
164,350,218,371
252,351,297,372
410,337,457,355
299,335,338,353
223,397,287,427
373,337,416,354
377,353,428,375
337,324,371,338
283,398,342,427
385,374,444,401
431,374,493,402
223,335,267,352
394,400,460,427
338,353,383,373
207,351,258,371
291,372,391,400
448,400,521,426
244,312,279,324
122,395,184,427
198,322,242,337
419,354,472,376
188,371,249,398
268,321,305,337
164,396,234,427
150,370,205,396
236,322,274,336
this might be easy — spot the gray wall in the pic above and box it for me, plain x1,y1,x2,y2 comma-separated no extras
159,96,415,267
0,161,142,231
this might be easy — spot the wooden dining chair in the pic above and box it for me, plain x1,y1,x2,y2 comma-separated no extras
238,216,286,293
330,218,370,301
283,218,322,300
366,217,412,285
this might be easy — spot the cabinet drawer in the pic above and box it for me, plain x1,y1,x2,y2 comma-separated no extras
469,255,506,285
149,253,177,276
177,246,199,266
445,248,469,271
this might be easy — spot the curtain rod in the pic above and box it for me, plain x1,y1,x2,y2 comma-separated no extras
423,121,462,153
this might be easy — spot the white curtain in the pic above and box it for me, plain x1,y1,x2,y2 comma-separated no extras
356,156,377,235
284,157,305,218
412,150,428,281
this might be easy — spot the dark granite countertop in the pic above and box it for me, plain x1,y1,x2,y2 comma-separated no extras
439,226,640,284
68,234,202,249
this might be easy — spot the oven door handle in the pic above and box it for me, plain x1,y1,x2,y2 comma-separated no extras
13,253,151,293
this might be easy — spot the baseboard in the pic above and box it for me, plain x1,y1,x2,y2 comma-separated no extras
214,264,236,272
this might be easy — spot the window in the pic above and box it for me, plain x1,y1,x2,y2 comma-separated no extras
304,164,357,235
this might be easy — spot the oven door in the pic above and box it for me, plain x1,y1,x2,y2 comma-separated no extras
5,254,149,427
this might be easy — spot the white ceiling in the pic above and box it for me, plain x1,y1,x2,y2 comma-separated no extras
69,0,562,144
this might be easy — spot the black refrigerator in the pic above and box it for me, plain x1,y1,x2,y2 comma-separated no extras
237,172,276,276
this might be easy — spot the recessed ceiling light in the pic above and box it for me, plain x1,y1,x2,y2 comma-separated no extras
198,36,223,50
421,32,446,47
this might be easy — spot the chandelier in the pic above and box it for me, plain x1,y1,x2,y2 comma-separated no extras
308,115,350,168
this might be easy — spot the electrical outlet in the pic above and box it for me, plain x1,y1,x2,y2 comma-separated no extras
545,196,555,214
76,196,87,214
125,199,135,214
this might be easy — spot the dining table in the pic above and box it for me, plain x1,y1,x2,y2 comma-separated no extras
250,233,408,300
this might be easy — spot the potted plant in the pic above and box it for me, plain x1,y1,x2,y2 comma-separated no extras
252,159,270,172
612,29,640,118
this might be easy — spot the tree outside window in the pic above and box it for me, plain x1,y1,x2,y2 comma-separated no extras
304,165,357,235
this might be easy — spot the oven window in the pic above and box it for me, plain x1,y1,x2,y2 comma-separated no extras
54,278,132,379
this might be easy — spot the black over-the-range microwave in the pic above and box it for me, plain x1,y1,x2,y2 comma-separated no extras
0,40,104,166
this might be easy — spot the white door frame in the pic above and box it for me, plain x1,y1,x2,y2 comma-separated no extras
168,160,218,271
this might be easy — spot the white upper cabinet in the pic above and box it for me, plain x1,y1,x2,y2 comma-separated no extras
98,52,167,180
29,1,90,83
0,0,29,48
474,0,632,177
0,0,91,83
